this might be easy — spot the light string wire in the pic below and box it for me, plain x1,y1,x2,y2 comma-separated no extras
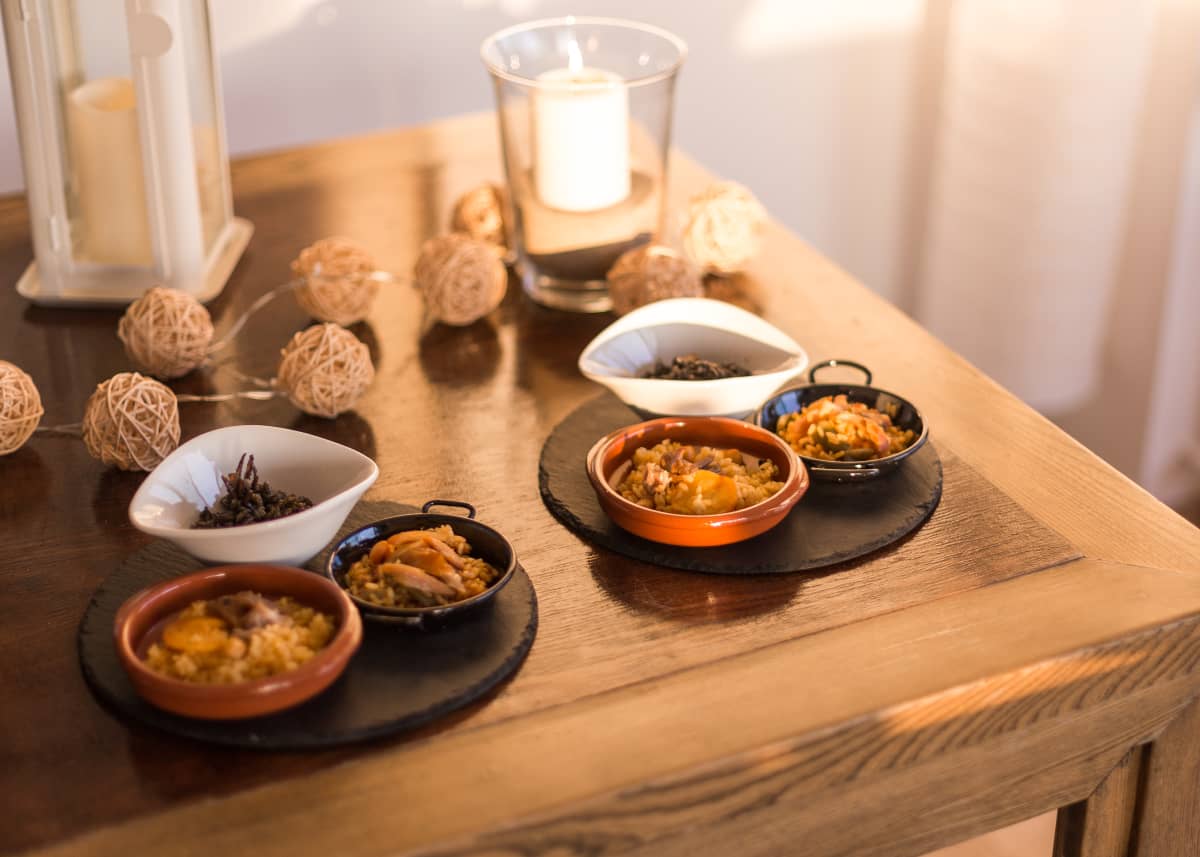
174,390,279,404
207,279,303,353
206,270,401,354
33,422,83,437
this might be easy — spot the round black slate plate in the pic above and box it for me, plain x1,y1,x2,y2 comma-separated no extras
539,394,942,573
78,501,538,749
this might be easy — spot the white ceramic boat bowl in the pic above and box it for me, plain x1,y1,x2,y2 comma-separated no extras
578,298,809,419
129,425,379,566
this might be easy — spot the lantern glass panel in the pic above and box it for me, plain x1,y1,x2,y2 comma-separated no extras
32,0,229,268
5,0,252,305
55,0,154,268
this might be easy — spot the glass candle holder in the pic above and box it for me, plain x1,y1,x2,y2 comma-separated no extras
481,17,686,313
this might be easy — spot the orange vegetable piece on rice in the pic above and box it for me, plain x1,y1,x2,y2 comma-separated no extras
161,615,229,655
667,469,739,514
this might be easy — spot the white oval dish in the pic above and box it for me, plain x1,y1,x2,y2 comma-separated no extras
578,298,808,419
129,425,378,566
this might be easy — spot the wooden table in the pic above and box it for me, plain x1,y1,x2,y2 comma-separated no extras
3,113,1199,857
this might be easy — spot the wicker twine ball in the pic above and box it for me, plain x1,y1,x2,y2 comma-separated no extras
681,181,768,275
82,372,180,471
0,360,43,456
117,287,214,379
277,323,374,418
290,237,380,326
414,234,507,326
450,183,509,249
606,244,704,316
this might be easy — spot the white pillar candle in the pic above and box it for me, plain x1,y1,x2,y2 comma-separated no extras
66,78,153,266
533,67,630,212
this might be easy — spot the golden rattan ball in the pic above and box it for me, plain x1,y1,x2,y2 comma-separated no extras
606,244,704,316
117,287,214,379
276,323,375,418
290,237,380,326
82,372,180,471
681,181,768,275
0,360,43,455
450,183,509,249
414,234,507,326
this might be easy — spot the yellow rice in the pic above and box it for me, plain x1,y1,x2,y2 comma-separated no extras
143,595,334,685
615,439,783,515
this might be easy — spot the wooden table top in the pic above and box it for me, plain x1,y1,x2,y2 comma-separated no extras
3,113,1200,857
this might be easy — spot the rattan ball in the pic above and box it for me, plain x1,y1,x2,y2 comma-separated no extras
0,360,43,455
291,237,380,326
117,287,214,379
606,244,704,316
681,181,768,275
82,372,180,471
277,323,374,418
450,183,509,249
414,234,507,326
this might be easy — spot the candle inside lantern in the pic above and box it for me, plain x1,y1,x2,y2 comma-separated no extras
533,66,630,212
66,78,153,266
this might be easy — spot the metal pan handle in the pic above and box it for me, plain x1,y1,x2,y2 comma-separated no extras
809,359,872,386
808,465,882,480
421,499,477,519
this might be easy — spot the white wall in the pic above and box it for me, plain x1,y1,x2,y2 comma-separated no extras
0,0,923,303
1140,98,1200,505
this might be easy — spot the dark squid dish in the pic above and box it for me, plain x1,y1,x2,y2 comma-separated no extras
193,453,313,529
641,354,751,381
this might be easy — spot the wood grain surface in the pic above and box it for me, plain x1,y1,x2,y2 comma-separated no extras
33,560,1200,857
1054,746,1143,857
1129,696,1200,856
2,113,1200,857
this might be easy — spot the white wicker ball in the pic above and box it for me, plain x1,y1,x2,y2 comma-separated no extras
681,181,768,275
82,372,180,471
277,323,375,418
0,360,43,455
117,287,214,378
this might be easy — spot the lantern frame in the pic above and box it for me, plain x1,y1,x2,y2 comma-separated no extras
1,0,252,306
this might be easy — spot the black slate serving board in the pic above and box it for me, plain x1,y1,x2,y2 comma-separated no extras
539,394,942,573
78,501,537,749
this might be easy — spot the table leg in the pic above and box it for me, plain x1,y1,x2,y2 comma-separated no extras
1054,696,1200,857
1129,695,1200,857
1053,746,1143,857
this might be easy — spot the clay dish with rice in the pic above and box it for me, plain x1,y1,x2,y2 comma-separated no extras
586,416,808,547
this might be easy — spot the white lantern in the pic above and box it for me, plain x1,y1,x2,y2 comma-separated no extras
1,0,251,306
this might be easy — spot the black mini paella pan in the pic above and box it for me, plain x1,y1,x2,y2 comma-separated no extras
755,359,929,482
